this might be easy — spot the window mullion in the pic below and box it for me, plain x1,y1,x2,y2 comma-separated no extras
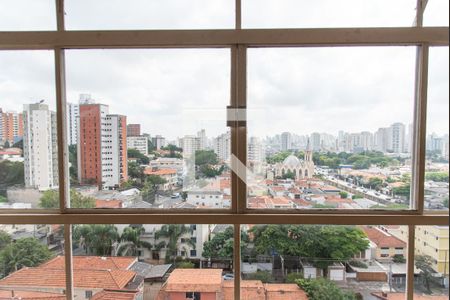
233,224,241,300
411,43,429,213
235,0,242,30
406,225,416,300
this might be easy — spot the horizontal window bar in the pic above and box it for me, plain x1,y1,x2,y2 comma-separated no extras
0,27,448,50
0,213,447,225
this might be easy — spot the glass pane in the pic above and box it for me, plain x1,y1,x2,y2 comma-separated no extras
65,0,235,30
72,224,233,299
247,47,416,210
65,49,231,209
243,0,416,29
240,224,408,299
424,0,450,26
0,224,65,298
0,50,58,209
414,226,449,298
0,0,56,31
425,47,449,212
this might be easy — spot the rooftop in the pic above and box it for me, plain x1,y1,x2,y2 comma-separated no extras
40,256,137,271
0,290,66,300
90,290,138,300
163,269,223,292
362,226,406,248
0,268,136,290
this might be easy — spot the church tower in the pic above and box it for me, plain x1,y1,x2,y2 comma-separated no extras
305,138,313,162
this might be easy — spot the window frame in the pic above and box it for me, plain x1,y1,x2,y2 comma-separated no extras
0,0,448,299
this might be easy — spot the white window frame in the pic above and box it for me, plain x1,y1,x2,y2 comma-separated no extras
0,1,448,299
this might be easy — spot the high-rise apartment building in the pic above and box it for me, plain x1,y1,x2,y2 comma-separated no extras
77,102,128,190
23,103,58,191
197,129,207,150
374,127,389,152
152,135,166,150
67,102,79,146
127,124,141,137
181,135,200,158
0,108,23,146
214,131,231,162
388,122,406,154
127,135,148,156
311,132,321,152
281,132,292,151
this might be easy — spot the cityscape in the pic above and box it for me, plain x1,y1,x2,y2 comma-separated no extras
0,94,448,300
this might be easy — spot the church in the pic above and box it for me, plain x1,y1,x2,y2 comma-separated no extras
274,142,314,179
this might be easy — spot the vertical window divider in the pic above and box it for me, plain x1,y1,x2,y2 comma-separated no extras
406,225,416,300
412,43,429,215
235,0,242,30
55,0,74,299
233,224,241,300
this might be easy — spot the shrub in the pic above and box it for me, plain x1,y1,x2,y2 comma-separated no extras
349,260,368,269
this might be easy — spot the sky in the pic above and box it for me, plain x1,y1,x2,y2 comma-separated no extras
0,0,448,140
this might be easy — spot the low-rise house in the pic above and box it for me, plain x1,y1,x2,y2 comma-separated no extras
0,256,144,300
186,190,227,208
0,290,66,300
362,226,406,260
144,168,178,191
157,269,308,300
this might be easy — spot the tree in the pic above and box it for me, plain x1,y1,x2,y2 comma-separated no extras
444,197,449,208
176,261,195,268
142,175,167,203
39,189,96,209
247,271,273,283
0,237,53,278
296,278,357,300
425,172,449,183
339,191,348,199
115,226,152,257
128,162,145,183
0,195,7,203
367,177,384,190
202,226,250,260
0,230,11,250
251,225,369,272
0,161,24,186
73,225,119,256
12,139,23,150
393,254,406,263
128,149,150,165
68,145,78,184
415,254,435,294
393,183,411,200
155,225,189,263
282,170,296,180
195,150,218,166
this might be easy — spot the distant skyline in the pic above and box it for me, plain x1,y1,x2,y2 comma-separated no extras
0,2,448,140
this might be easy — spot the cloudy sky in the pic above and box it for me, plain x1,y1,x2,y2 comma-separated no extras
0,0,448,140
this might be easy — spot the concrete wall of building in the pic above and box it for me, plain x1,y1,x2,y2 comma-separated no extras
6,187,42,207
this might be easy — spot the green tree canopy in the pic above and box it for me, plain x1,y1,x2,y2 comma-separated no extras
155,225,189,263
296,278,357,300
116,225,152,257
251,225,369,270
415,254,436,294
202,226,249,259
73,224,119,256
39,189,96,209
0,230,11,250
128,149,150,165
195,150,218,165
339,191,348,199
0,237,53,278
425,172,449,183
0,161,24,187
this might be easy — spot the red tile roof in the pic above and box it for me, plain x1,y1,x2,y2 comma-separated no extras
223,280,265,300
96,199,123,208
144,168,176,176
362,226,406,248
40,256,136,271
0,290,65,300
264,284,309,300
0,267,136,290
163,269,223,293
91,290,138,300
